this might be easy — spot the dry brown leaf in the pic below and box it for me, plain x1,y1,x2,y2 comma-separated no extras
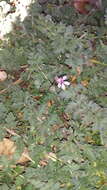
70,75,77,86
33,95,43,101
70,75,77,82
17,148,32,164
51,145,57,153
13,78,23,85
77,66,81,75
51,125,61,132
17,112,23,120
61,113,70,121
81,80,89,87
37,141,45,145
47,100,54,107
60,184,66,188
0,138,16,159
45,152,57,162
39,160,48,167
5,128,20,137
0,138,33,166
85,136,95,144
39,152,57,167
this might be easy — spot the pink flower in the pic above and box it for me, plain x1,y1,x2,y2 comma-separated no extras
55,76,70,90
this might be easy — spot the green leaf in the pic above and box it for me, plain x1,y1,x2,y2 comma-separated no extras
0,184,9,190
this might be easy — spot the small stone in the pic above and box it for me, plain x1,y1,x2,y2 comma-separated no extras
0,70,7,82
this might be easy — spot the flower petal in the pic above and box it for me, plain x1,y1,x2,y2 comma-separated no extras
63,76,67,81
58,83,62,88
64,81,70,86
55,77,62,84
61,84,66,90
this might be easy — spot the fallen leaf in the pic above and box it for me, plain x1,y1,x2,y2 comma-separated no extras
39,152,58,168
17,112,23,120
51,125,61,132
33,94,43,101
37,141,45,145
60,184,66,188
17,148,33,164
51,145,57,153
13,78,23,85
39,160,48,167
61,113,70,121
45,152,57,162
77,66,81,75
47,100,54,107
0,138,33,166
81,80,89,87
0,138,16,159
85,136,95,144
5,128,20,137
70,75,77,82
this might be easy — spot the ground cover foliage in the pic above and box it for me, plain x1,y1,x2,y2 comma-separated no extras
0,0,107,189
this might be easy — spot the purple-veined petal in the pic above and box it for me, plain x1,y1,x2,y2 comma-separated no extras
55,77,62,84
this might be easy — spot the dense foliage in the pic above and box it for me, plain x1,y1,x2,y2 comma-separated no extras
0,0,107,189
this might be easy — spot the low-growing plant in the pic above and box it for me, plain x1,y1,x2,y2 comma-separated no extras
0,0,107,189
